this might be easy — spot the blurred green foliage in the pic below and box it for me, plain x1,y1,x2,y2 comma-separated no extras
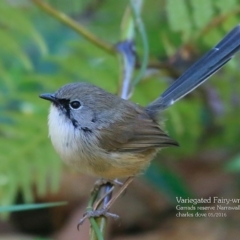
1,0,240,207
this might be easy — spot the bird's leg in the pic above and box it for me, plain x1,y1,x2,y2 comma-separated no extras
91,178,123,194
97,177,133,210
78,177,134,228
92,185,115,210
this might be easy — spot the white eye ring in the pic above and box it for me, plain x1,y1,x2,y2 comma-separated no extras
69,100,81,110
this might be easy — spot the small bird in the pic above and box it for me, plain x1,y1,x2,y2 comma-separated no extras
40,25,240,180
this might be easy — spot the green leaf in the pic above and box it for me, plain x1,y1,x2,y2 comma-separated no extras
0,29,33,70
0,1,47,55
0,202,67,213
190,0,214,29
166,0,192,40
202,28,223,48
214,0,237,13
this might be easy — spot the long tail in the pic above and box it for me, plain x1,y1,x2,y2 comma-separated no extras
146,25,240,114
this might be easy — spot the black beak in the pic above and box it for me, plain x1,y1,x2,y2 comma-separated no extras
39,93,59,104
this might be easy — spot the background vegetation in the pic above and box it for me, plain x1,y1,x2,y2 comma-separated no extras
1,0,240,239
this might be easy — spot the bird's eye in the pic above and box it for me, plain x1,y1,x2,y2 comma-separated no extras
69,100,81,109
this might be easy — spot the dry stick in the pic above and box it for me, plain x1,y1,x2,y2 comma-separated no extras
101,177,134,210
92,177,134,211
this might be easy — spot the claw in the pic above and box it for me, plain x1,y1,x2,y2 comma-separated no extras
77,209,119,230
78,177,133,230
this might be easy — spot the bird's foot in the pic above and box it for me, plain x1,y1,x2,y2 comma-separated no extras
77,208,119,229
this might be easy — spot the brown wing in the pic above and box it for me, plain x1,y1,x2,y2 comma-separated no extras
97,105,178,153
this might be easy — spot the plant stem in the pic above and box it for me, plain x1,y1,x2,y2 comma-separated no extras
90,184,112,240
130,0,149,86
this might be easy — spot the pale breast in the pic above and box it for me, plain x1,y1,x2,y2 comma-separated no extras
47,105,158,179
48,105,106,176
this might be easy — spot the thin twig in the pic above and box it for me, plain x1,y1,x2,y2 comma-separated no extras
93,186,115,210
31,0,116,55
104,177,134,209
